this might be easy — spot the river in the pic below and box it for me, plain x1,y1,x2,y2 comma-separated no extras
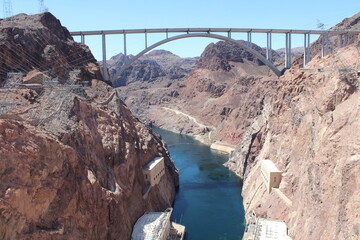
153,127,245,240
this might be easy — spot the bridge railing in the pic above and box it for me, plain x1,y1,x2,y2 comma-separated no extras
70,28,360,36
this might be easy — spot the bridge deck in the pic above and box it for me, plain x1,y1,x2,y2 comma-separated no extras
70,28,360,36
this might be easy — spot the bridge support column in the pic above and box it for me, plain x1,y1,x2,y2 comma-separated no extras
340,33,349,48
285,33,292,69
266,32,272,62
81,35,85,44
321,32,331,57
307,34,311,64
321,34,325,58
247,32,252,47
102,33,108,81
344,33,348,46
340,34,344,48
324,32,330,56
303,33,311,67
145,31,148,48
340,33,348,47
123,33,127,56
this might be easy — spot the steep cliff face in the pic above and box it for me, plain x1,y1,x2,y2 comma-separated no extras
227,44,360,239
0,86,178,239
0,13,178,240
0,13,103,86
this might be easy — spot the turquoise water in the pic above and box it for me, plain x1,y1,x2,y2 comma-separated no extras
153,128,245,240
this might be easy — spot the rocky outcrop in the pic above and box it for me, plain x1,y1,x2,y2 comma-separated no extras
227,45,360,239
275,47,304,58
197,40,279,71
0,13,103,86
0,13,178,240
107,50,198,87
111,58,166,87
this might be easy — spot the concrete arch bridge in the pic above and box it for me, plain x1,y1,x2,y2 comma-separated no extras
70,28,360,80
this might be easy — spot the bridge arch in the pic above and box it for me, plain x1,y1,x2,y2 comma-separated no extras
119,33,282,77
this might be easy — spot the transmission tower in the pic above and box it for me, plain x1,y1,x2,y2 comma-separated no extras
39,0,48,13
3,0,13,18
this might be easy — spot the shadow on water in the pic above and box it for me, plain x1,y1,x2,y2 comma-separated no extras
153,127,245,240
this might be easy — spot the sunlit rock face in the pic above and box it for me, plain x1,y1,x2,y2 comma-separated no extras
228,46,360,239
0,12,178,240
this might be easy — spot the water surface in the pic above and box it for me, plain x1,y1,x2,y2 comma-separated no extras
153,128,245,240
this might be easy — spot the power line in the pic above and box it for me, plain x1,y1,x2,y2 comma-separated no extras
0,29,97,80
33,30,98,73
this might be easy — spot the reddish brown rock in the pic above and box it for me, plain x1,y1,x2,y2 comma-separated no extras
0,12,102,86
22,70,50,84
0,85,178,239
228,46,360,240
0,12,178,240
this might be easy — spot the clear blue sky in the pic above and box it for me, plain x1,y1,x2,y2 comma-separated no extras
4,0,360,60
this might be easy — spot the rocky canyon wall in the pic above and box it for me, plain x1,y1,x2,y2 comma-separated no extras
228,45,360,239
0,13,178,240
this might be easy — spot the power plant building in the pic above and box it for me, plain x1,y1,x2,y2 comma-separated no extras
243,214,292,240
143,157,165,187
131,208,185,240
260,160,282,193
